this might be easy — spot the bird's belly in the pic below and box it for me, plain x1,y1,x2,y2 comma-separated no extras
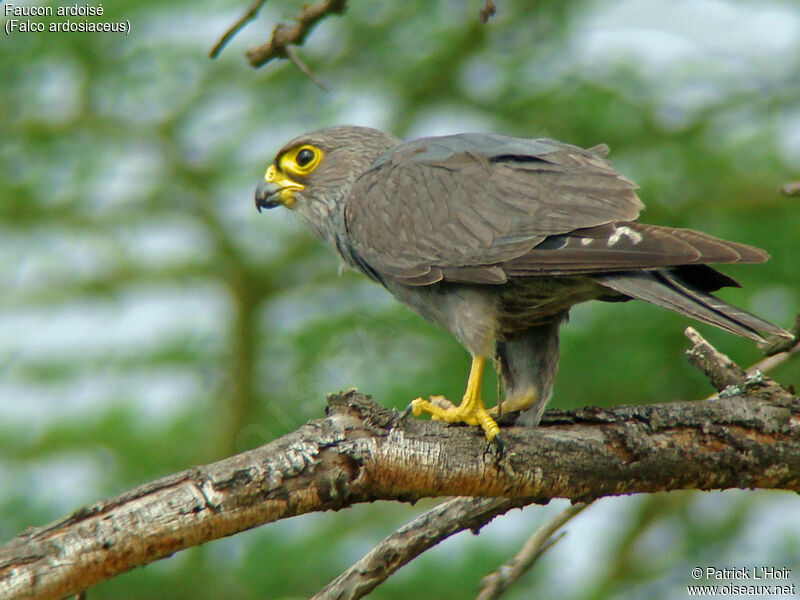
383,279,499,357
496,277,603,337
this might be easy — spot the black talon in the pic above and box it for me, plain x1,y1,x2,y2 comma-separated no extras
492,433,506,456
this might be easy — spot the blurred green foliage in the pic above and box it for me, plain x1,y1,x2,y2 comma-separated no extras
1,0,799,598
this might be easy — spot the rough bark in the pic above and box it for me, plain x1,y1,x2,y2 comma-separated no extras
1,378,798,600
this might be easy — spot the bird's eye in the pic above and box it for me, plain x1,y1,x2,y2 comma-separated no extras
281,144,323,176
296,148,315,167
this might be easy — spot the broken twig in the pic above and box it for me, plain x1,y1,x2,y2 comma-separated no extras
684,327,748,392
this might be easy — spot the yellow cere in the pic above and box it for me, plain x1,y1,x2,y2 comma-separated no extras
263,164,304,209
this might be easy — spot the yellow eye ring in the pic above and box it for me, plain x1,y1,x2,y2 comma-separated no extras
280,144,323,177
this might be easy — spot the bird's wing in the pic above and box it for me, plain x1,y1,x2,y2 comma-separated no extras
501,222,769,277
345,134,769,286
344,134,643,285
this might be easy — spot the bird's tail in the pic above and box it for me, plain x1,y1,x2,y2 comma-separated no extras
593,269,793,342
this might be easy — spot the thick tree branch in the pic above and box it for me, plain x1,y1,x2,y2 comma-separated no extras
1,377,798,600
316,326,800,600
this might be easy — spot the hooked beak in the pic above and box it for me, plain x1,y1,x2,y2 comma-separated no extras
255,165,304,212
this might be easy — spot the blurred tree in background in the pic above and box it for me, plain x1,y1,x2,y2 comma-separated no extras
1,0,799,598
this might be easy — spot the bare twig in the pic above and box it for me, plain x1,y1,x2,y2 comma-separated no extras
759,310,800,357
285,45,328,91
748,344,800,379
479,0,497,23
209,0,270,59
244,0,347,68
476,502,590,600
312,497,534,600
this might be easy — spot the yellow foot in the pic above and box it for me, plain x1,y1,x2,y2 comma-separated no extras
411,394,500,442
410,355,501,442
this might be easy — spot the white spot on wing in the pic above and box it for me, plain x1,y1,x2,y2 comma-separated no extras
581,238,593,246
607,226,643,247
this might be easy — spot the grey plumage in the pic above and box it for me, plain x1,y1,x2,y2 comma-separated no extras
256,125,792,438
346,133,643,285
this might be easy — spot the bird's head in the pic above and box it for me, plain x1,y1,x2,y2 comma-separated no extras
255,126,399,243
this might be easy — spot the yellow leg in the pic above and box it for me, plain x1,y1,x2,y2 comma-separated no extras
411,356,500,442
